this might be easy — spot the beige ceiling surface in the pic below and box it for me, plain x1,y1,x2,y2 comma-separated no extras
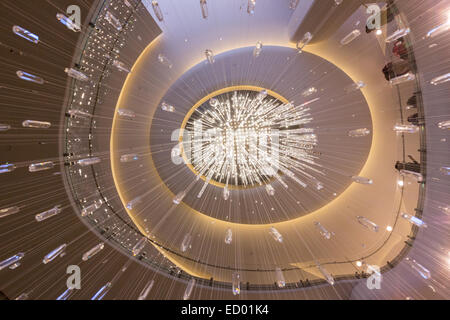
149,46,373,224
109,1,419,284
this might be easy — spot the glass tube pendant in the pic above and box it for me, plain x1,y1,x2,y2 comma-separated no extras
152,1,164,22
232,272,241,295
57,13,81,32
12,26,39,44
356,216,379,232
22,120,51,128
29,161,54,172
296,32,313,52
200,0,208,19
0,206,20,219
16,71,44,84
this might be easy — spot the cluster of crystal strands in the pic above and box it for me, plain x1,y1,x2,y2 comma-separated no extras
182,90,321,188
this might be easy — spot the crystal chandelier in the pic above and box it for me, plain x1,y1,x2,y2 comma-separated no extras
179,89,322,198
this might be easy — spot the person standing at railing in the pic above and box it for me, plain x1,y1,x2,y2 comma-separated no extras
406,94,418,109
393,38,409,60
395,156,421,174
382,60,411,81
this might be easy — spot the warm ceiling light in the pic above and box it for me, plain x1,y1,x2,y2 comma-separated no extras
397,180,404,187
181,89,321,194
376,29,383,35
356,261,363,267
386,226,393,232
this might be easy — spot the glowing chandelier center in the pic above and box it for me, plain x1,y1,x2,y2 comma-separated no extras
179,88,320,190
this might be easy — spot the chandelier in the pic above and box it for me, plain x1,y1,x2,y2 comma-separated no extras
176,89,322,200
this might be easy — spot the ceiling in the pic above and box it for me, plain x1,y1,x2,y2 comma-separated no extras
0,0,448,300
111,0,417,285
149,46,372,224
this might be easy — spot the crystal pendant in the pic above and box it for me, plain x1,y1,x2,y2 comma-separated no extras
296,32,313,52
225,228,233,244
181,233,192,252
43,244,67,264
152,1,164,22
205,49,215,64
29,161,54,172
356,216,379,232
82,243,105,261
12,25,39,44
91,283,112,300
57,13,81,32
0,253,25,271
317,263,335,285
247,0,256,15
275,268,286,288
183,279,196,300
35,205,62,222
348,128,370,137
405,258,431,279
340,30,361,45
138,280,155,300
352,176,373,185
401,213,427,228
269,227,283,243
385,28,410,43
200,0,208,19
314,221,332,239
253,41,263,57
232,272,241,295
132,237,147,256
0,206,20,219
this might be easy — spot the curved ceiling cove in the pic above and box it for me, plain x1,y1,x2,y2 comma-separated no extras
146,46,373,224
0,0,448,302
